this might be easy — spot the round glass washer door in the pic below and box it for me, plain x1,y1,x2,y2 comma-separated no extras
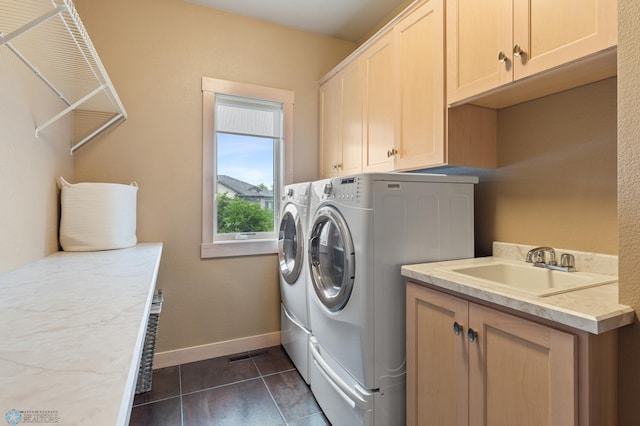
308,206,355,312
278,204,304,284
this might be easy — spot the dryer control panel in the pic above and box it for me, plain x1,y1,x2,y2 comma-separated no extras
321,175,372,207
336,177,359,200
283,184,309,205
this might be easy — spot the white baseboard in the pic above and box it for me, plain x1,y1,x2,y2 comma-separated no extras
153,331,281,369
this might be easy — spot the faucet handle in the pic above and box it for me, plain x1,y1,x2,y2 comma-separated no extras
532,251,545,263
525,246,556,265
560,253,576,269
525,249,536,263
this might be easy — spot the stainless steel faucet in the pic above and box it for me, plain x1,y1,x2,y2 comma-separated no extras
525,246,576,272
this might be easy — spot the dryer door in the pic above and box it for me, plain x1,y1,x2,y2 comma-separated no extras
308,206,355,312
278,203,304,284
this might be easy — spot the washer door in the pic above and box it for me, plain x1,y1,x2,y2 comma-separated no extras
308,206,355,312
278,204,304,284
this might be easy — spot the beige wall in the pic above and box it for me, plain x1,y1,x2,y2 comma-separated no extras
618,0,640,423
72,0,355,353
0,46,73,274
3,0,638,420
473,78,618,256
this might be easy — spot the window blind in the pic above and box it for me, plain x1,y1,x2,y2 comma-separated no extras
214,94,282,138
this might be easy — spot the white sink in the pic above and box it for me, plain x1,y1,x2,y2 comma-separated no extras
441,262,616,297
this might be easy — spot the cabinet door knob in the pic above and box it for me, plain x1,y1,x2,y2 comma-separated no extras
498,51,509,63
513,44,525,57
387,148,398,158
453,321,464,336
468,328,478,343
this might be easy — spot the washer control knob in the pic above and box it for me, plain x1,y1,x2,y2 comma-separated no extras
323,182,333,196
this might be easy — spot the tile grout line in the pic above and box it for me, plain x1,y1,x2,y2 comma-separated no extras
261,367,297,378
180,375,264,397
132,395,178,407
179,364,184,426
253,357,289,425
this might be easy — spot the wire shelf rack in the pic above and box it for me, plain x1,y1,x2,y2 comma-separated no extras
0,0,127,153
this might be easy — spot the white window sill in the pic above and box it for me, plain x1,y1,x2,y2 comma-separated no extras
201,240,278,259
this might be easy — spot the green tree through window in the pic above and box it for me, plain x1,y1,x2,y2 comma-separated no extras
216,192,273,234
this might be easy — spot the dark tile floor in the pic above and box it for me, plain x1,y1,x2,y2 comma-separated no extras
130,346,329,426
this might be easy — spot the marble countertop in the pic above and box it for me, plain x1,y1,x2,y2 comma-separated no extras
401,242,634,334
0,243,163,425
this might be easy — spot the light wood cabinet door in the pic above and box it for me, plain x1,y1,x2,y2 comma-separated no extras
447,0,512,103
362,32,395,172
407,282,578,426
319,77,342,178
447,0,617,105
512,0,617,80
340,59,364,176
318,61,363,178
393,0,446,170
468,303,577,426
407,283,468,426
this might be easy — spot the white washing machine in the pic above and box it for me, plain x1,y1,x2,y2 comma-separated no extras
307,172,477,425
278,181,312,384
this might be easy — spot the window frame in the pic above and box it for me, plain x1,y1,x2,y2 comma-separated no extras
201,77,294,258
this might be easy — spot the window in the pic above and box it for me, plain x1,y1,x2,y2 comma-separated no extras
201,77,294,258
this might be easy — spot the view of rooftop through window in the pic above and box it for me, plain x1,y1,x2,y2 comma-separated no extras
210,90,284,242
215,133,277,236
217,133,275,190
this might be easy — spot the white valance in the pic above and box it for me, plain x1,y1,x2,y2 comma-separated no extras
215,94,282,138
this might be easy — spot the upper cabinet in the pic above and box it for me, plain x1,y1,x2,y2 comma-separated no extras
319,59,363,178
392,0,445,170
319,0,497,178
318,0,617,174
340,60,365,176
318,77,342,178
362,32,395,173
447,0,617,107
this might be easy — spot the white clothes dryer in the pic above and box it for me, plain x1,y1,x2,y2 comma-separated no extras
307,172,478,426
278,181,312,384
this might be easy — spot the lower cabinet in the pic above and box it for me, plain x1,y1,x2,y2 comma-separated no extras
406,282,618,426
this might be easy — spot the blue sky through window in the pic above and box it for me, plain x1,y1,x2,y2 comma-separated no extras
217,133,274,188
